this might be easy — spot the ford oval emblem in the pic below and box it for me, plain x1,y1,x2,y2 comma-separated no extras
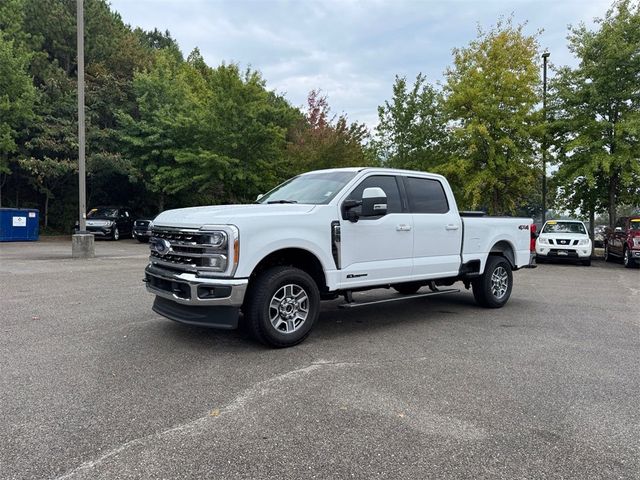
150,238,171,256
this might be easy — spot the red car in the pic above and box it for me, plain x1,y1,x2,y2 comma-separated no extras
604,216,640,268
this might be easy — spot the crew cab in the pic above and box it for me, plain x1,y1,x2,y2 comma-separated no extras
604,216,640,268
144,168,536,347
535,220,592,266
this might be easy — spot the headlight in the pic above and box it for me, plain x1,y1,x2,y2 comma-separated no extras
538,237,549,245
106,220,115,227
633,238,640,248
578,239,590,246
205,232,227,248
198,254,228,276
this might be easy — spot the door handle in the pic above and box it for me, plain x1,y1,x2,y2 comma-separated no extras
445,224,460,231
396,224,412,232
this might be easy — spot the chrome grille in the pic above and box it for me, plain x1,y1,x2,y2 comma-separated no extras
149,227,227,273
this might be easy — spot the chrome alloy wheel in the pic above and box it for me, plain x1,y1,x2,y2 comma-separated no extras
269,284,310,334
490,266,509,299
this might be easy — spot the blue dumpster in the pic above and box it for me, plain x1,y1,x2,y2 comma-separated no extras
0,208,40,241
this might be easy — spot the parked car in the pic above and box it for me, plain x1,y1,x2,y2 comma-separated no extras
144,167,536,348
75,206,134,240
535,220,592,266
604,216,640,268
133,217,155,243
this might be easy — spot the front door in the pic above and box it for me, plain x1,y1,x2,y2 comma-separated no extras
339,175,413,288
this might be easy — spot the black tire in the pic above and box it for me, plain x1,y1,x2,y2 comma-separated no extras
137,237,149,243
604,244,612,262
623,248,636,268
244,266,320,348
393,282,422,295
581,259,591,266
111,227,120,241
536,256,545,264
472,255,513,308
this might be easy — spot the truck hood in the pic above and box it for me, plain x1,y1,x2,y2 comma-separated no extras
153,204,316,228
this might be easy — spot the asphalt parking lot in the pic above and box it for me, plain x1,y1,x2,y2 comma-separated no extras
1,239,639,480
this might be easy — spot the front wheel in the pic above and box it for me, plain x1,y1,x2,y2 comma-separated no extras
624,248,636,268
581,258,591,266
111,227,120,241
472,256,513,308
604,244,612,262
244,266,320,348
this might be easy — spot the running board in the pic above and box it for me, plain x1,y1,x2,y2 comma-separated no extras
338,288,460,309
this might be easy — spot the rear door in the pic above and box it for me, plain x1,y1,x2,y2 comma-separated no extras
403,176,462,279
339,174,413,287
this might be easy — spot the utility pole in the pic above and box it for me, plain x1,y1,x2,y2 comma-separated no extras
72,0,94,258
542,51,550,224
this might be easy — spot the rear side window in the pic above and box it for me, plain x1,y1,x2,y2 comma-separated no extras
404,177,449,214
346,175,403,214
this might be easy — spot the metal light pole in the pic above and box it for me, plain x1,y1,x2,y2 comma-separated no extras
72,0,94,258
542,51,550,223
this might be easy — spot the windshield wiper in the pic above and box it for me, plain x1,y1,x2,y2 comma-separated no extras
266,200,298,204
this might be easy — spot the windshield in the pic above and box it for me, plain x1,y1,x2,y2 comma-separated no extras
542,221,586,234
257,171,357,205
630,220,640,231
87,208,118,218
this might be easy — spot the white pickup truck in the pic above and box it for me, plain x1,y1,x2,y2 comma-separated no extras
144,168,536,347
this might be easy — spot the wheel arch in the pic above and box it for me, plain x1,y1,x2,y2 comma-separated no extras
489,240,516,268
248,248,328,293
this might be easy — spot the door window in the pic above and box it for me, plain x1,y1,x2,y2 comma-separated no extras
345,175,403,214
404,177,449,213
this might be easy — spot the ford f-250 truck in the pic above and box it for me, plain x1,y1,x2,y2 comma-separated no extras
144,168,536,347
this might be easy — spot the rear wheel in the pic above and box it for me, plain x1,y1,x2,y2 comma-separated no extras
393,282,422,295
472,256,513,308
604,244,612,262
244,266,320,348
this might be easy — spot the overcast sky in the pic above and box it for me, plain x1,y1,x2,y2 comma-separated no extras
109,0,612,128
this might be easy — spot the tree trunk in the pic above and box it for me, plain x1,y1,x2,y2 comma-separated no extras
589,206,595,242
158,193,165,212
44,193,49,229
608,172,618,227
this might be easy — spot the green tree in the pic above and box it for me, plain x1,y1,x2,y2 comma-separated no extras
551,0,640,227
443,19,541,214
0,1,37,207
374,74,447,171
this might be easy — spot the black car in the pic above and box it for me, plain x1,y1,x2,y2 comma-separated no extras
75,206,134,240
132,217,155,243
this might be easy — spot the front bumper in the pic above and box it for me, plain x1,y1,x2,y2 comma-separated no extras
144,264,248,329
536,245,591,259
133,228,152,238
144,264,248,306
75,226,113,237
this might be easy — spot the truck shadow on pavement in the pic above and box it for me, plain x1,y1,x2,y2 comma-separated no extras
154,290,534,350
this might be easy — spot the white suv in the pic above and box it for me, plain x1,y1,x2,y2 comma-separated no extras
536,220,592,266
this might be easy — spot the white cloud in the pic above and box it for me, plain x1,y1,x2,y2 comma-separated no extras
110,0,612,129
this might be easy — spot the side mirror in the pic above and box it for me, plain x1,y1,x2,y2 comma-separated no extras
361,187,387,217
256,193,264,201
342,199,361,222
615,226,623,232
